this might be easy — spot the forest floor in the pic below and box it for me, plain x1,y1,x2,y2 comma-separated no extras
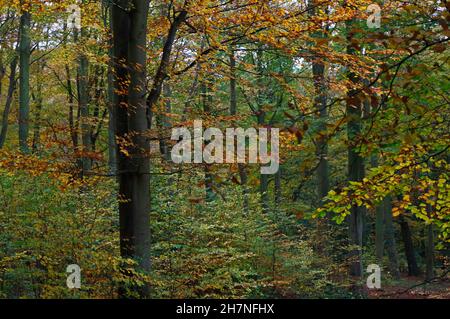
368,274,450,299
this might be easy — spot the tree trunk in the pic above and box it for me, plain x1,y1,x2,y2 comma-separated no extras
229,49,249,212
107,57,117,173
310,0,330,202
18,8,31,153
399,215,421,276
112,0,151,298
102,2,117,174
157,83,171,161
255,48,269,213
384,197,400,279
75,26,92,174
346,23,364,278
112,0,185,297
0,55,18,148
0,55,5,99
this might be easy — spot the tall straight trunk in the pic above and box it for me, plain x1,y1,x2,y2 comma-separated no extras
18,8,31,153
229,49,249,212
62,22,78,152
0,55,5,99
102,2,117,174
0,55,18,148
346,23,364,278
75,27,92,174
112,1,185,297
310,1,329,202
313,61,330,201
255,48,269,213
107,66,117,174
384,197,400,279
346,107,365,277
112,0,151,298
229,50,237,116
399,215,421,276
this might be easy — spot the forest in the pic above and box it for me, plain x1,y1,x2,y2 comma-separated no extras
0,0,449,300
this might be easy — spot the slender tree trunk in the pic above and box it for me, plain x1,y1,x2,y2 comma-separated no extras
0,55,18,148
309,2,330,255
157,84,171,160
310,1,330,202
63,21,78,153
399,215,421,276
229,50,237,117
102,2,116,174
75,27,92,174
346,23,364,278
18,8,31,153
255,48,269,213
384,197,400,279
229,49,249,212
107,67,117,173
0,55,5,99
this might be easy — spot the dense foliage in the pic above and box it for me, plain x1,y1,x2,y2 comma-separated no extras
0,0,448,299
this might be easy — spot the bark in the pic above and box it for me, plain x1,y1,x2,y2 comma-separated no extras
230,50,237,116
112,0,185,298
61,21,78,152
230,49,249,212
157,84,171,161
346,24,364,278
399,215,421,276
146,10,187,125
310,1,330,202
0,55,5,99
0,55,18,148
75,27,92,174
384,197,400,279
103,2,116,174
112,0,151,298
256,48,269,213
18,9,31,153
